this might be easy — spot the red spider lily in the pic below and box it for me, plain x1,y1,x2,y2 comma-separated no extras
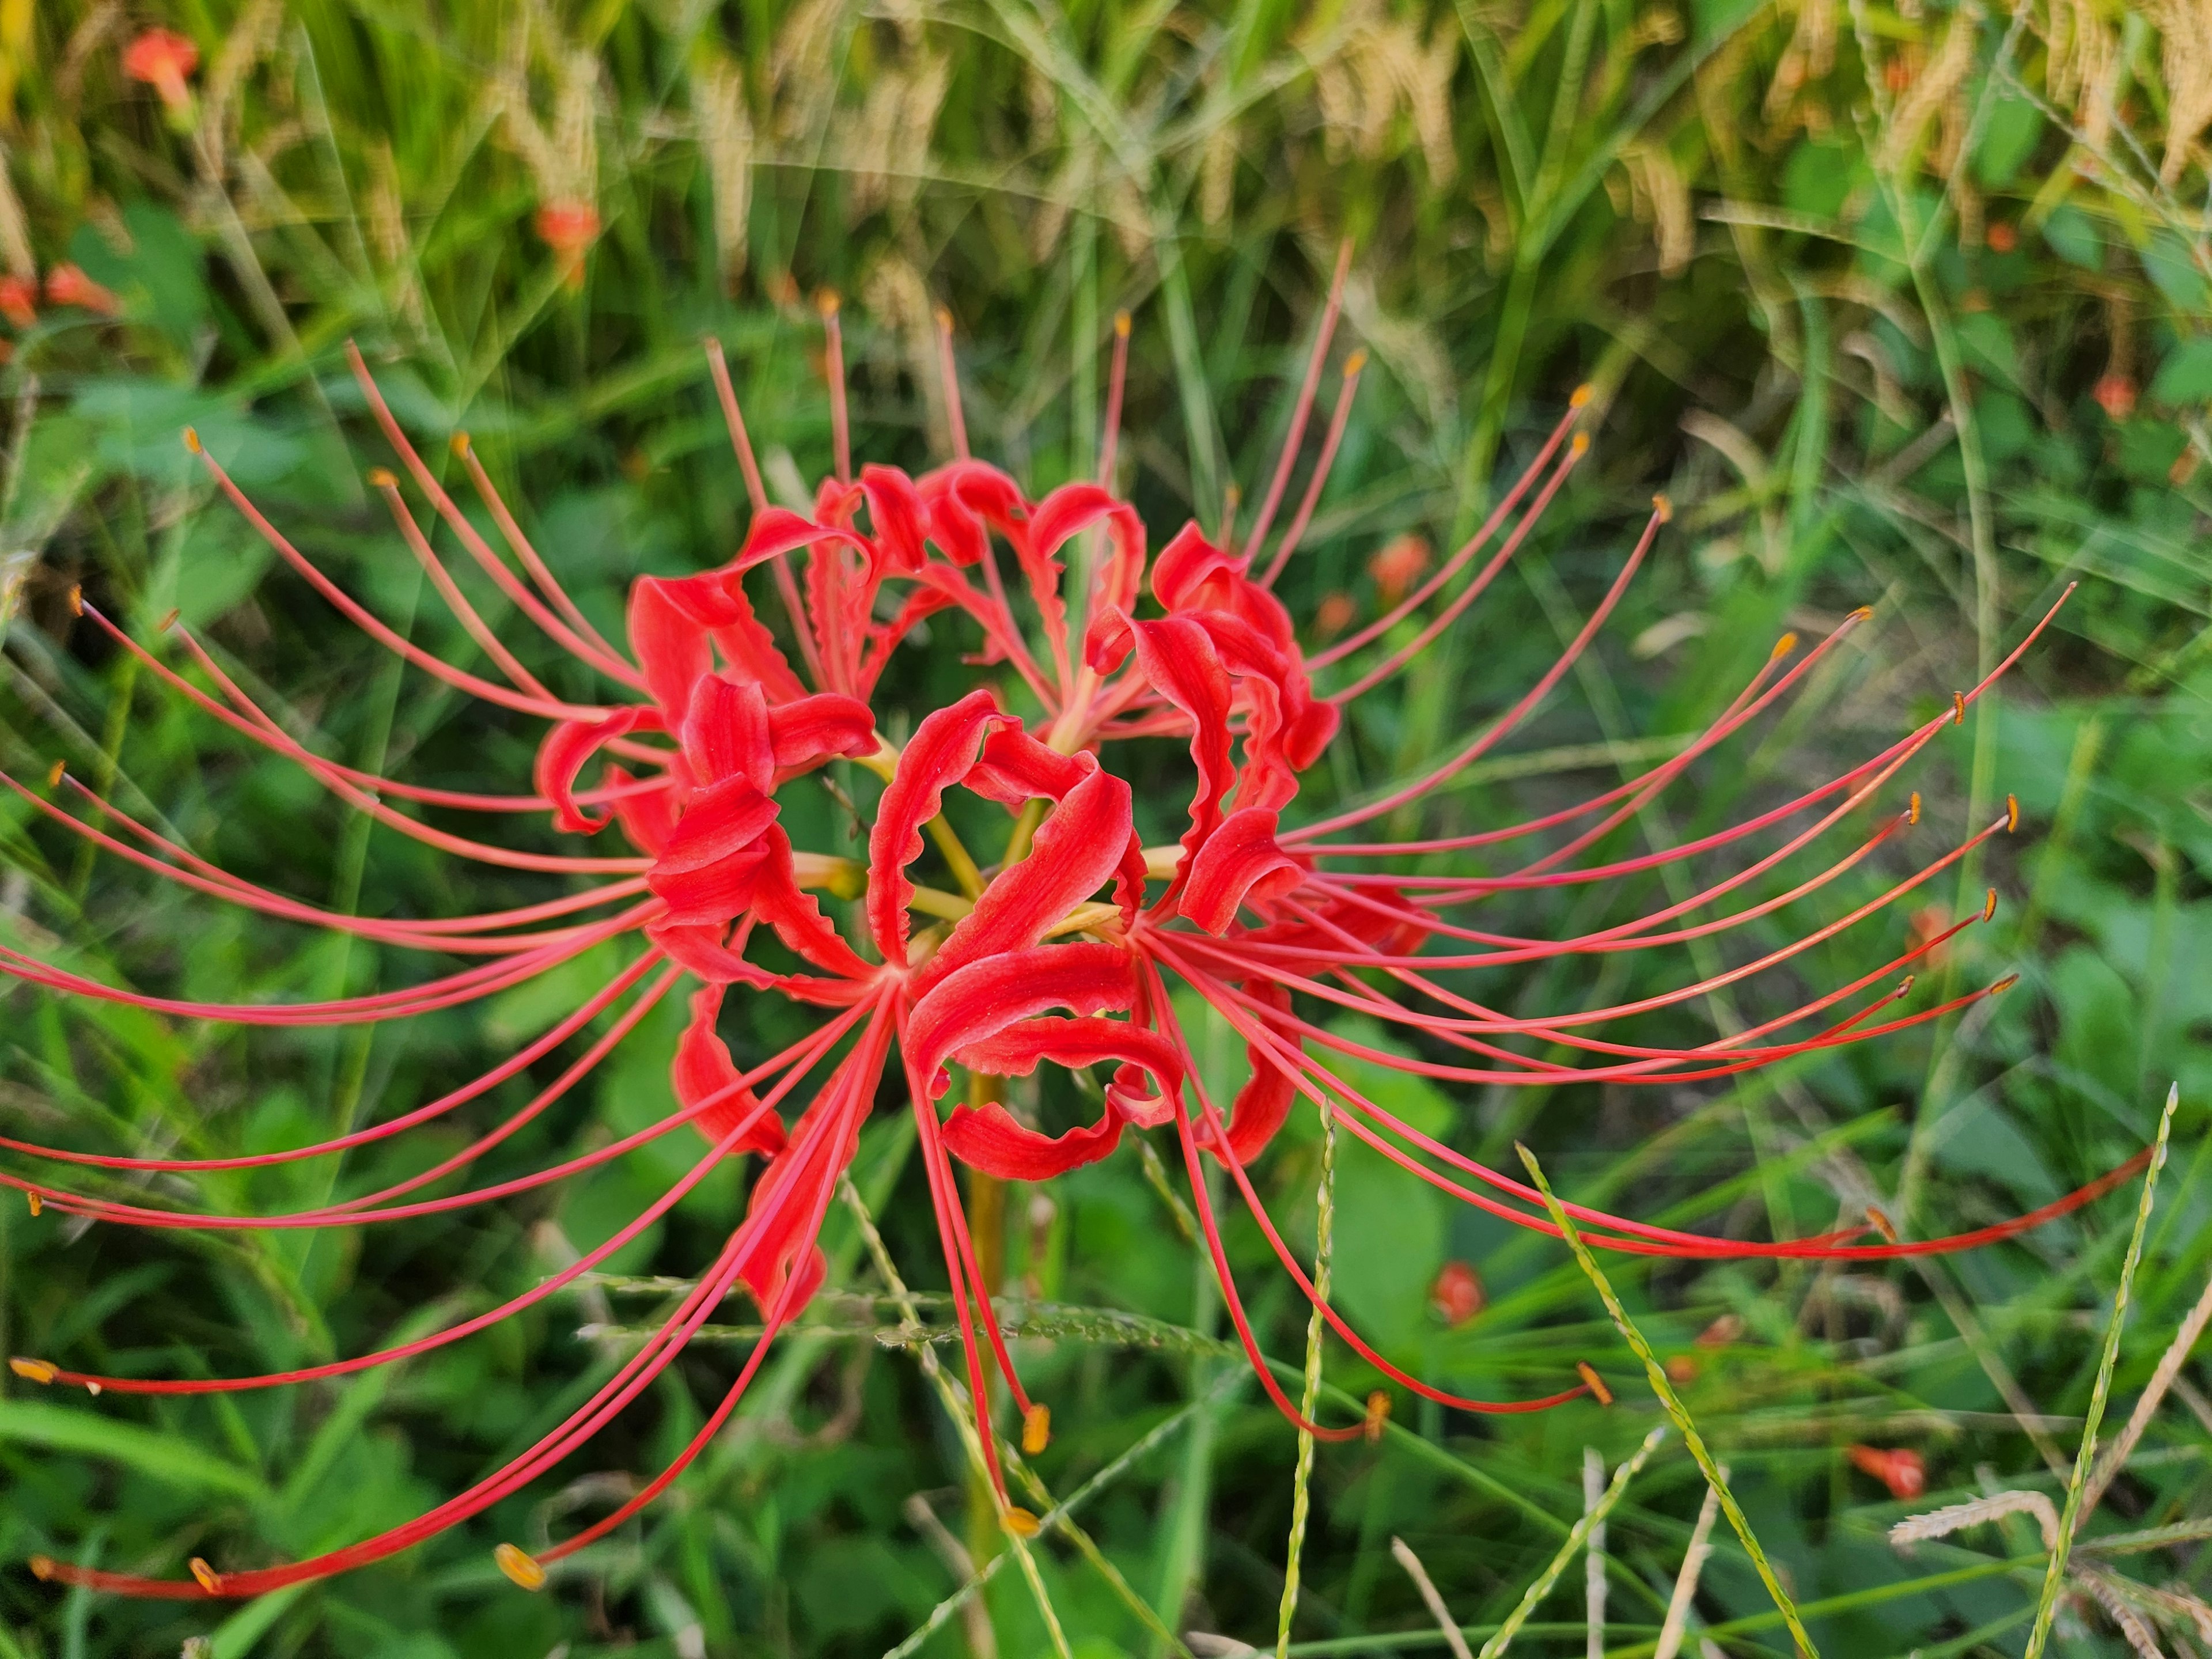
1430,1260,1485,1325
1,252,2147,1601
43,264,120,317
122,27,200,123
534,202,601,290
0,274,35,329
1847,1444,1927,1501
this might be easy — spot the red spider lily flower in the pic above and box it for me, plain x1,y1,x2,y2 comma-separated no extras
1,252,2149,1602
122,27,200,123
0,274,35,329
1429,1259,1484,1325
1313,590,1355,640
43,264,121,317
534,201,601,290
2094,373,2138,422
1847,1444,1926,1501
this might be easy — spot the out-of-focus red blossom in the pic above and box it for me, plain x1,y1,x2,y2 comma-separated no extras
534,202,601,290
1313,590,1355,640
1429,1259,1484,1325
1985,222,2018,253
2094,373,2138,421
0,248,2147,1603
1847,1444,1926,1501
44,265,120,317
1368,533,1430,605
0,275,36,329
1906,903,1952,967
122,28,200,121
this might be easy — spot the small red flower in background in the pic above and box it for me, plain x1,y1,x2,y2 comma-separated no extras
0,275,35,329
1,248,2147,1600
534,202,601,290
1313,590,1355,640
1368,533,1430,605
1985,222,2018,253
1848,1444,1926,1501
2094,373,2138,421
122,28,200,124
1430,1260,1485,1325
43,264,120,317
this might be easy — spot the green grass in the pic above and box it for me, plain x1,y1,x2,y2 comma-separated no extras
3,1,2212,1656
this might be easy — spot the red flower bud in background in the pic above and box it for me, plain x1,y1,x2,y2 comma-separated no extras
535,202,601,290
1847,1444,1926,1501
2094,373,2137,421
43,264,120,317
122,28,200,127
1430,1260,1485,1325
1368,533,1430,606
0,274,35,329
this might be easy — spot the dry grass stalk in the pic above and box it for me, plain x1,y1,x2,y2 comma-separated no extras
1654,1469,1727,1659
689,48,755,286
2149,0,2212,183
1390,1536,1475,1659
2080,1270,2212,1522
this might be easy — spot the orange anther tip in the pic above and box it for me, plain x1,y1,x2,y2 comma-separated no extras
1001,1506,1041,1538
1112,309,1133,338
2006,793,2020,832
157,608,179,632
366,467,397,489
1575,1361,1614,1406
450,432,471,457
1363,1389,1392,1441
1343,348,1368,376
25,1191,40,1217
1908,791,1922,825
67,584,82,617
1897,974,1915,996
1865,1205,1899,1243
10,1358,56,1384
28,1555,54,1581
494,1543,546,1590
1022,1402,1051,1455
1771,631,1798,660
1991,973,2020,994
1952,692,1966,725
1982,888,1998,922
1570,383,1594,408
1850,604,1874,623
45,760,64,789
188,1558,220,1593
1652,492,1673,521
1570,431,1591,457
182,426,200,453
934,304,953,330
815,288,840,316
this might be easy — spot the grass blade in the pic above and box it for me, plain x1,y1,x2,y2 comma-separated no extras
2022,1081,2180,1659
1474,1425,1665,1659
1514,1142,1820,1658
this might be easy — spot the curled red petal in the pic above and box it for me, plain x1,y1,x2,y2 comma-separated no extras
680,672,774,790
1181,806,1305,934
859,465,929,571
864,688,1011,965
767,692,877,772
673,984,787,1154
535,708,656,834
1129,616,1234,891
906,941,1137,1089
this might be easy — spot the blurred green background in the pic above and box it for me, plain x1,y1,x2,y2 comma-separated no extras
2,0,2212,1654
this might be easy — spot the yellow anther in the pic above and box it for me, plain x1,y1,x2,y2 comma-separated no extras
1001,1506,1041,1538
1897,974,1916,997
1570,382,1594,409
1952,691,1966,725
1651,492,1673,521
1343,348,1368,377
67,584,82,617
366,467,397,489
815,287,840,317
157,608,179,632
934,304,953,332
1363,1389,1392,1441
1908,791,1921,825
494,1543,547,1590
182,426,201,453
2006,793,2020,832
46,759,64,789
188,1558,221,1593
1022,1402,1051,1455
1982,888,1998,923
1113,309,1131,338
1569,431,1590,457
10,1358,57,1384
1575,1362,1614,1406
1991,972,2020,995
1849,604,1874,623
1771,631,1798,661
28,1555,54,1581
1865,1205,1899,1243
25,1191,40,1217
450,431,471,457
